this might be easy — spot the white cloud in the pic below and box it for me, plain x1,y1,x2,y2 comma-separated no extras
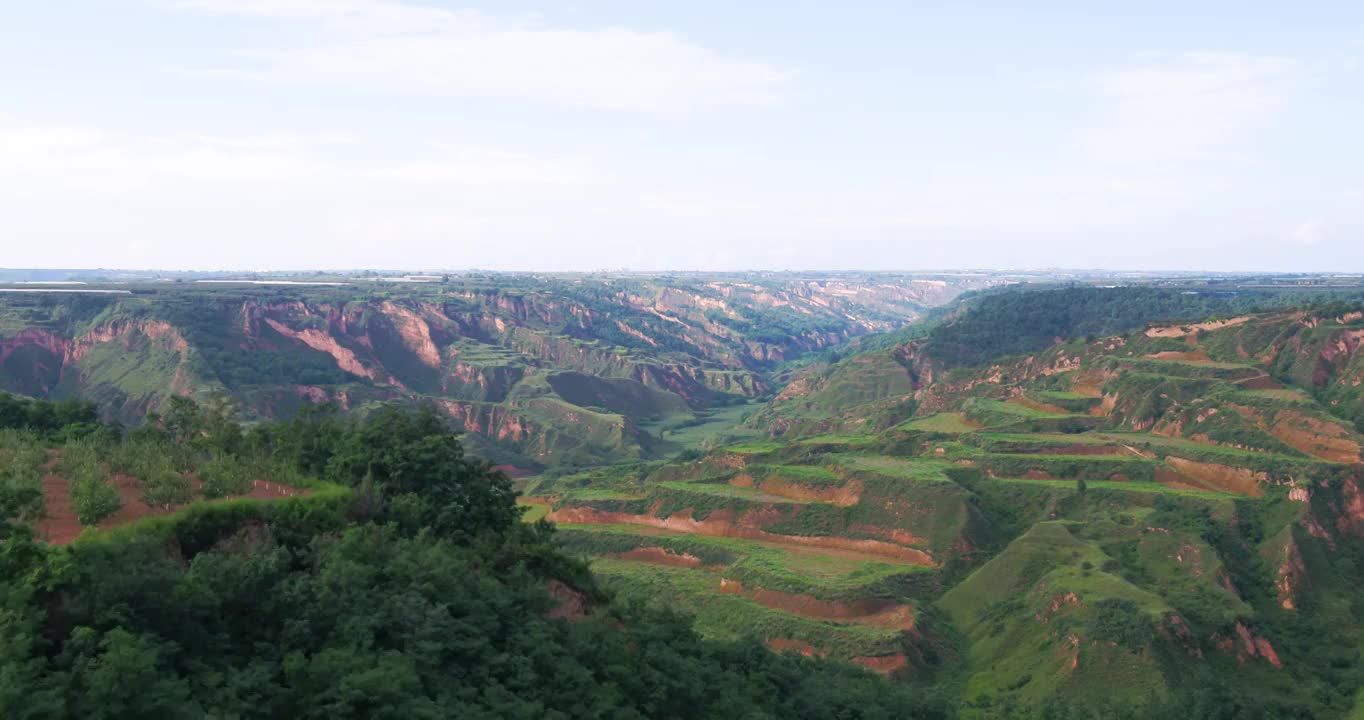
167,0,791,112
363,145,591,185
0,123,590,189
1081,52,1299,171
171,0,455,30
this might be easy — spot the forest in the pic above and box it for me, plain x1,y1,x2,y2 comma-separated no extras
922,285,1364,367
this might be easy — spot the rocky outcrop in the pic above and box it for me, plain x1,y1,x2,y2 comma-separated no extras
1213,622,1282,667
263,318,383,382
379,301,442,368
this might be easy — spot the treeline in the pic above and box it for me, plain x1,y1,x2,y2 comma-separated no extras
922,286,1364,367
0,398,950,719
0,393,101,440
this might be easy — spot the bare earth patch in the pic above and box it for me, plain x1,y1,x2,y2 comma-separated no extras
35,474,308,546
718,578,916,630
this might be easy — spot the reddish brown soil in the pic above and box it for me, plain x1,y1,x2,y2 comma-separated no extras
850,654,909,674
1213,622,1282,667
35,474,308,546
744,476,863,507
493,464,535,480
847,523,926,546
1009,396,1069,415
718,578,916,629
1264,410,1361,463
1236,374,1283,390
1160,458,1265,496
548,505,936,566
1022,470,1055,480
1338,477,1364,537
1155,467,1216,493
612,546,704,568
35,474,80,545
766,638,822,657
545,579,589,622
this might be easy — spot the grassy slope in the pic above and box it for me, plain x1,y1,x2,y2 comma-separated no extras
536,305,1364,715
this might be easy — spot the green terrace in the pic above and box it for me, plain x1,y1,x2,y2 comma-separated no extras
795,433,880,447
1025,390,1104,413
982,475,1244,500
717,440,785,455
589,559,908,659
897,412,980,434
744,463,844,485
556,523,930,598
966,431,1341,470
1234,388,1314,403
654,480,823,505
1111,356,1263,378
830,455,961,484
974,452,1156,476
967,398,1084,419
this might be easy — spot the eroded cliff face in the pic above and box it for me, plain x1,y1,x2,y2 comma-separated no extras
0,276,991,466
0,319,198,420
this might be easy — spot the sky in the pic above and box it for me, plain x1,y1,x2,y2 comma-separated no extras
1,1,1362,272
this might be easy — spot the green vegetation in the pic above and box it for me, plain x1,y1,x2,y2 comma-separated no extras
63,441,122,525
592,558,908,654
902,413,979,433
7,281,1364,718
0,274,990,468
0,397,949,718
921,285,1357,367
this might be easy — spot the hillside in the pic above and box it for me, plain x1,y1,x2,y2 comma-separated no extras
0,273,992,469
0,398,951,718
7,279,1364,717
527,293,1364,718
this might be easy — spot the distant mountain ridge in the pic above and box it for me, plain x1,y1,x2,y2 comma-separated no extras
0,273,992,468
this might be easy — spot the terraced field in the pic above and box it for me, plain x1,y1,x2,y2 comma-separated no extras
529,305,1364,716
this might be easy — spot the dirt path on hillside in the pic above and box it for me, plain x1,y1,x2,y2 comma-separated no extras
35,474,80,545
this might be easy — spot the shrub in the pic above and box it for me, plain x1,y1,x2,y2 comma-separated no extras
1087,598,1154,650
72,475,121,526
141,468,193,508
60,439,122,526
198,454,252,499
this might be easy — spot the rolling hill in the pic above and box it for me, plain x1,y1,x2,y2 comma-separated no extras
6,277,1364,717
527,290,1364,717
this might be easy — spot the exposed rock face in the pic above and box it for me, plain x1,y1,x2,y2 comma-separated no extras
0,319,196,418
0,275,995,463
1334,476,1364,538
379,301,442,368
263,318,382,381
1214,622,1282,667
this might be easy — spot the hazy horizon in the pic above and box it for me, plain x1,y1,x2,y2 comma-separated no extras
3,1,1362,271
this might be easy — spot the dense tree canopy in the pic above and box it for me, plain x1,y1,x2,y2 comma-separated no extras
922,286,1364,367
